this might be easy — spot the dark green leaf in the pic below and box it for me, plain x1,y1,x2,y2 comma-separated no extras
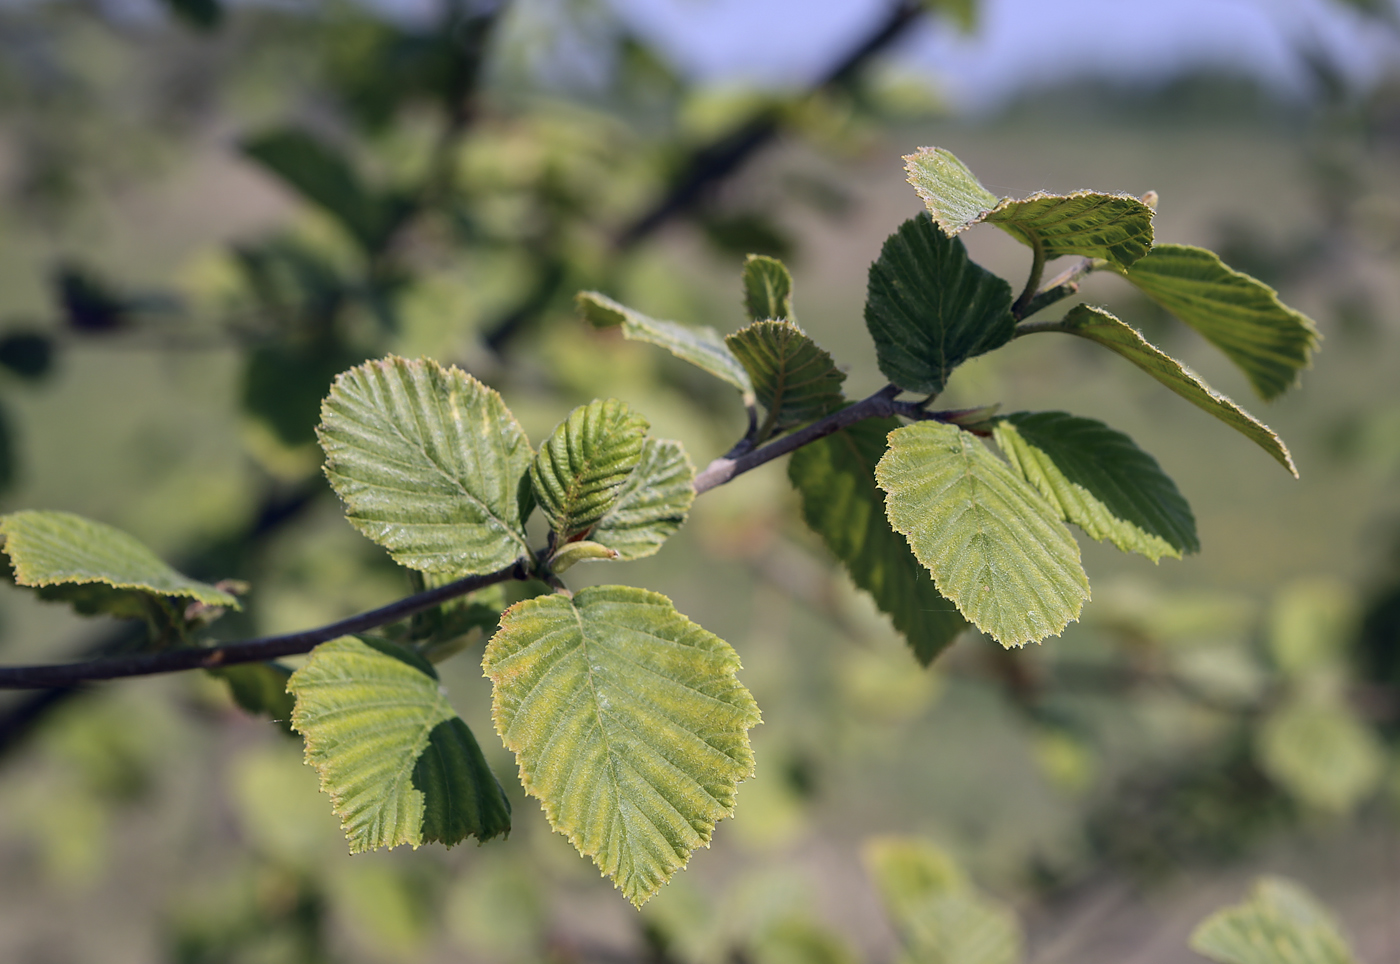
590,438,695,561
0,331,54,381
726,321,846,438
158,0,222,30
243,344,366,447
413,718,512,847
530,399,649,541
209,663,296,735
742,254,795,322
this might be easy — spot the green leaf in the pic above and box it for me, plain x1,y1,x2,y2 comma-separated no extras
1190,877,1358,964
317,356,534,576
1117,244,1320,400
243,343,368,448
1256,700,1384,814
742,254,795,322
922,0,977,33
864,836,966,922
1056,305,1297,475
864,214,1015,395
158,0,222,30
0,510,239,608
991,412,1198,562
590,438,696,561
904,147,1154,268
789,419,966,666
875,422,1089,648
530,399,649,542
549,541,620,573
577,292,753,396
484,586,760,907
289,636,510,851
209,663,296,735
725,321,846,437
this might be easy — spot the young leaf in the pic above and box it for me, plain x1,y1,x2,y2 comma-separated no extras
1190,877,1358,964
865,214,1015,395
531,399,649,541
576,292,753,396
876,422,1089,648
991,412,1198,562
1055,305,1297,475
591,438,695,561
789,418,967,666
289,636,510,851
904,146,1154,268
318,356,534,575
0,510,239,608
484,586,760,907
1117,244,1320,400
725,321,846,437
741,254,795,321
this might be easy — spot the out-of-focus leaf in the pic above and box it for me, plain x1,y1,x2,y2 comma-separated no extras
53,262,129,332
0,398,14,493
484,586,760,906
0,331,54,381
530,399,649,541
876,422,1088,648
1055,305,1296,475
1256,700,1384,814
1118,244,1320,400
864,214,1015,395
742,254,795,322
591,438,695,561
726,321,846,436
752,919,860,964
289,636,510,851
789,418,966,665
1190,877,1358,964
992,411,1198,561
922,0,977,32
210,663,296,735
1268,578,1357,677
158,0,222,30
243,344,366,447
317,356,533,576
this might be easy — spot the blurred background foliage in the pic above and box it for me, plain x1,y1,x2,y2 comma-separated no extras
0,0,1397,961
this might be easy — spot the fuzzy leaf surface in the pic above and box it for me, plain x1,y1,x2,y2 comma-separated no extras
0,510,239,607
905,147,1154,267
318,356,533,575
865,214,1015,394
992,412,1198,561
876,422,1089,647
591,438,695,561
484,586,760,907
789,419,966,665
1190,877,1357,964
577,292,753,395
1057,305,1296,475
289,636,510,852
1119,244,1320,400
726,321,846,436
531,399,649,541
741,254,795,321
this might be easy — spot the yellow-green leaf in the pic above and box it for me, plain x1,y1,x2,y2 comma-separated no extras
726,320,846,438
1256,700,1384,815
531,399,649,541
591,438,695,561
1190,877,1358,964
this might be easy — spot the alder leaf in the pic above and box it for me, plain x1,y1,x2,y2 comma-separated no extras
876,422,1089,648
289,636,510,852
741,254,795,322
484,586,760,907
591,438,695,561
0,510,239,608
1117,244,1320,400
789,418,966,666
1255,700,1384,815
317,356,534,575
904,146,1154,268
991,411,1198,562
531,399,649,541
1056,305,1297,476
1190,877,1358,964
726,321,846,437
576,291,753,396
865,214,1015,395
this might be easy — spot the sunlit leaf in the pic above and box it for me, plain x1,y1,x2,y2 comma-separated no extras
484,586,760,906
1118,244,1320,400
726,321,846,437
0,510,239,608
742,254,795,322
317,356,534,575
531,399,649,541
1055,305,1296,475
992,411,1198,561
289,636,510,851
577,292,753,395
1256,700,1384,814
865,214,1015,394
1190,877,1358,964
591,438,695,561
789,418,966,665
876,422,1088,647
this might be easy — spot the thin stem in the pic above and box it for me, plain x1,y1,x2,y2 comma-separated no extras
0,564,525,689
1011,235,1046,320
1013,318,1071,338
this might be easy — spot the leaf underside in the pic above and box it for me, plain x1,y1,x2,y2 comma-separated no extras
484,586,760,907
0,510,239,608
531,398,649,541
992,411,1198,562
317,355,534,575
741,254,795,322
1190,877,1358,964
726,320,846,436
876,422,1089,648
591,438,696,561
789,418,967,666
1058,305,1296,475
